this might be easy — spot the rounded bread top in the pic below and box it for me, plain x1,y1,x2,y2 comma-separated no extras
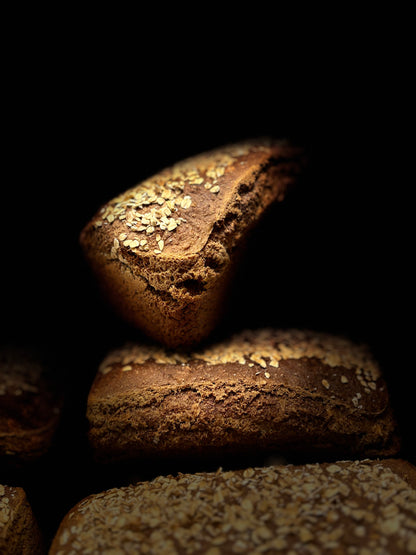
92,328,388,415
81,138,294,260
0,485,25,537
99,328,380,377
50,459,416,554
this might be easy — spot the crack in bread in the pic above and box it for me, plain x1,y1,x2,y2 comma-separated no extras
87,329,400,463
80,138,304,347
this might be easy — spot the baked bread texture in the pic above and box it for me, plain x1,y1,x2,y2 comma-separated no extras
80,138,303,348
0,484,43,554
49,458,416,554
86,328,400,463
0,346,63,464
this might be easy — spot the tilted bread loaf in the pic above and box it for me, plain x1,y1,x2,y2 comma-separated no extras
87,328,400,463
80,138,304,348
49,458,416,554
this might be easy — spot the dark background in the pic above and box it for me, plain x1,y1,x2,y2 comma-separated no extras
1,23,412,547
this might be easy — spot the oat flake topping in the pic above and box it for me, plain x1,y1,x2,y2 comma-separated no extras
99,329,380,386
0,486,17,531
94,141,269,257
53,460,416,554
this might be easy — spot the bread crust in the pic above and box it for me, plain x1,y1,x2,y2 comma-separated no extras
87,328,400,463
0,485,43,554
49,458,416,554
0,346,63,464
80,138,303,348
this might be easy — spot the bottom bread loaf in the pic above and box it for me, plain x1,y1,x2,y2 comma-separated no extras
0,484,43,555
49,458,416,554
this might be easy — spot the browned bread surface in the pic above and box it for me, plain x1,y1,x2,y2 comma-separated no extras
87,328,400,463
80,138,303,348
0,346,63,464
49,458,416,554
0,484,43,554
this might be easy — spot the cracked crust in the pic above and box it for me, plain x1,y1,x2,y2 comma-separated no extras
80,138,304,348
87,329,400,463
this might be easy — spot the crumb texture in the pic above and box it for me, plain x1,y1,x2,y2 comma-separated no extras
80,138,303,347
49,459,416,554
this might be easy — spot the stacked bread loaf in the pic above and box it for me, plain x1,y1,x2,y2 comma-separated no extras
86,329,399,464
54,138,414,553
3,138,415,553
79,138,302,348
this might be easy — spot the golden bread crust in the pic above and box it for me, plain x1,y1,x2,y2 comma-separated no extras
0,485,43,554
87,329,400,462
80,138,304,347
49,458,416,554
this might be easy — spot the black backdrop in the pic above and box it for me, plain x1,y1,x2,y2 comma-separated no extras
1,37,412,545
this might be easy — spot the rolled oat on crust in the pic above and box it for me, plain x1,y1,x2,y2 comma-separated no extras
80,138,304,348
49,458,416,554
87,328,400,463
0,485,43,554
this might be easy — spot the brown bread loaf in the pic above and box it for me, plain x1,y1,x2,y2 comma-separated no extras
79,138,303,348
49,458,416,554
0,484,43,554
86,328,400,463
0,345,63,464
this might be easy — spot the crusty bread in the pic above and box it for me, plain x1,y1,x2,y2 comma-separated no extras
80,138,303,348
87,328,400,463
49,458,416,554
0,346,63,464
0,484,43,554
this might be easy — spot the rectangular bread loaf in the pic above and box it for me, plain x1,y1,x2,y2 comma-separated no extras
86,328,400,463
49,458,416,554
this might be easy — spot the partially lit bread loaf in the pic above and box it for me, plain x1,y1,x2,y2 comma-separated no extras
50,458,416,554
0,346,63,464
80,138,303,348
0,484,43,554
87,328,400,463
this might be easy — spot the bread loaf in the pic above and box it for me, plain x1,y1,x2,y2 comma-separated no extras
0,484,43,554
86,328,400,463
80,138,303,348
0,345,63,464
49,458,416,554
